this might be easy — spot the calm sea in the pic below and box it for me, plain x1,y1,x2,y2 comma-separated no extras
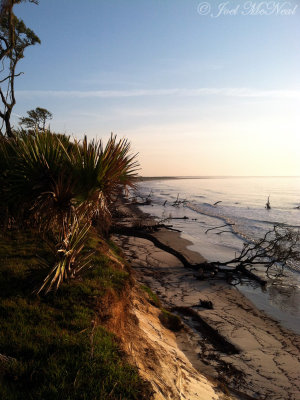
136,177,300,334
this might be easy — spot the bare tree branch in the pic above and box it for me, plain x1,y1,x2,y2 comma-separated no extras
205,223,235,234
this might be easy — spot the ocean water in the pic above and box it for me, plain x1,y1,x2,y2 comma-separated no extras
135,177,300,334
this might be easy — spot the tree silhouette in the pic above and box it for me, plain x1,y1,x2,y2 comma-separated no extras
0,1,40,136
20,107,53,131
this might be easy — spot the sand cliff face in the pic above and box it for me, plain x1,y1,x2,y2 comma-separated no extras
100,285,230,400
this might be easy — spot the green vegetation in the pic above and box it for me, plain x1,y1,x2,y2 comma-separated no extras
141,285,182,332
0,127,146,398
0,131,138,293
159,309,183,332
140,285,161,308
0,230,152,400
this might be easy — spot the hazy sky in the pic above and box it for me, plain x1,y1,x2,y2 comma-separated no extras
13,0,300,176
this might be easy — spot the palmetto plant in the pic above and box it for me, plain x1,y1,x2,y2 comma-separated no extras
1,131,72,227
37,216,93,294
0,131,139,293
68,134,139,223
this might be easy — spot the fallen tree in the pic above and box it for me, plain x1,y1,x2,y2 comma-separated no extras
200,225,300,284
112,222,300,287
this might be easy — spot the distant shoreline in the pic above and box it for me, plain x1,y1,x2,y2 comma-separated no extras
139,175,300,181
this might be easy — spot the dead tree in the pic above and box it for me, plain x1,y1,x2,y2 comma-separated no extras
199,225,300,284
0,1,40,136
172,193,187,207
113,220,300,286
213,200,222,206
205,223,234,234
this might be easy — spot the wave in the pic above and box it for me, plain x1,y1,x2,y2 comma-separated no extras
186,201,300,274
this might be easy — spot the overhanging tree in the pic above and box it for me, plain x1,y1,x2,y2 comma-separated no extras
0,0,40,137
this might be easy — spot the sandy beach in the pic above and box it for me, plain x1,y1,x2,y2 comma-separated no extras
113,198,300,400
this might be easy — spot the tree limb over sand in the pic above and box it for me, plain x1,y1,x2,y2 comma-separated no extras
112,221,300,287
111,225,195,269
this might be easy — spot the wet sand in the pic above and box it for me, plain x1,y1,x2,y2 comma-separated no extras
113,199,300,400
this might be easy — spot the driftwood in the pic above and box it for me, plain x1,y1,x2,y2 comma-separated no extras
169,216,189,220
113,222,300,287
131,222,181,233
213,201,222,206
115,194,300,287
131,200,151,206
172,193,187,207
111,226,270,286
205,223,234,234
196,262,267,286
130,190,153,206
111,226,195,269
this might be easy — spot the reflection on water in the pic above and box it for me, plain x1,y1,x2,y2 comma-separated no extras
268,281,299,316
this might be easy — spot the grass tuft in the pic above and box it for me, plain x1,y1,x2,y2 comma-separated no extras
140,284,161,308
140,284,182,332
159,309,183,332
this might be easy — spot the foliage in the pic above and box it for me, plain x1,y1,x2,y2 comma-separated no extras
140,284,182,332
0,230,151,400
19,107,53,131
0,131,139,292
140,284,161,308
37,216,93,294
159,309,183,332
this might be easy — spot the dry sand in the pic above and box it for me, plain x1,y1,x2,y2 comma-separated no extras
113,200,300,400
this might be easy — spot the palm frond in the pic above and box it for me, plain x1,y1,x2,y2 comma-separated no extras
37,216,93,294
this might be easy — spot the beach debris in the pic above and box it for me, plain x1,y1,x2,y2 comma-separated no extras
113,201,300,288
130,191,152,205
213,200,222,206
168,216,189,220
195,267,205,280
205,223,235,234
163,200,167,206
199,299,213,309
265,195,271,210
159,310,183,332
172,193,188,207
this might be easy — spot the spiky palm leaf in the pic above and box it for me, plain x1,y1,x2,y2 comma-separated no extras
65,134,139,226
37,216,93,294
3,131,72,226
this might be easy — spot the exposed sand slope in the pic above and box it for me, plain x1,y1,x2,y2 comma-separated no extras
128,289,230,400
99,283,229,399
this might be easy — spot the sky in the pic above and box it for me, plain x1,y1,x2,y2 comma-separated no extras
11,0,300,176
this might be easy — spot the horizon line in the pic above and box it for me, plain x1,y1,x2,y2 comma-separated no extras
139,175,300,179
